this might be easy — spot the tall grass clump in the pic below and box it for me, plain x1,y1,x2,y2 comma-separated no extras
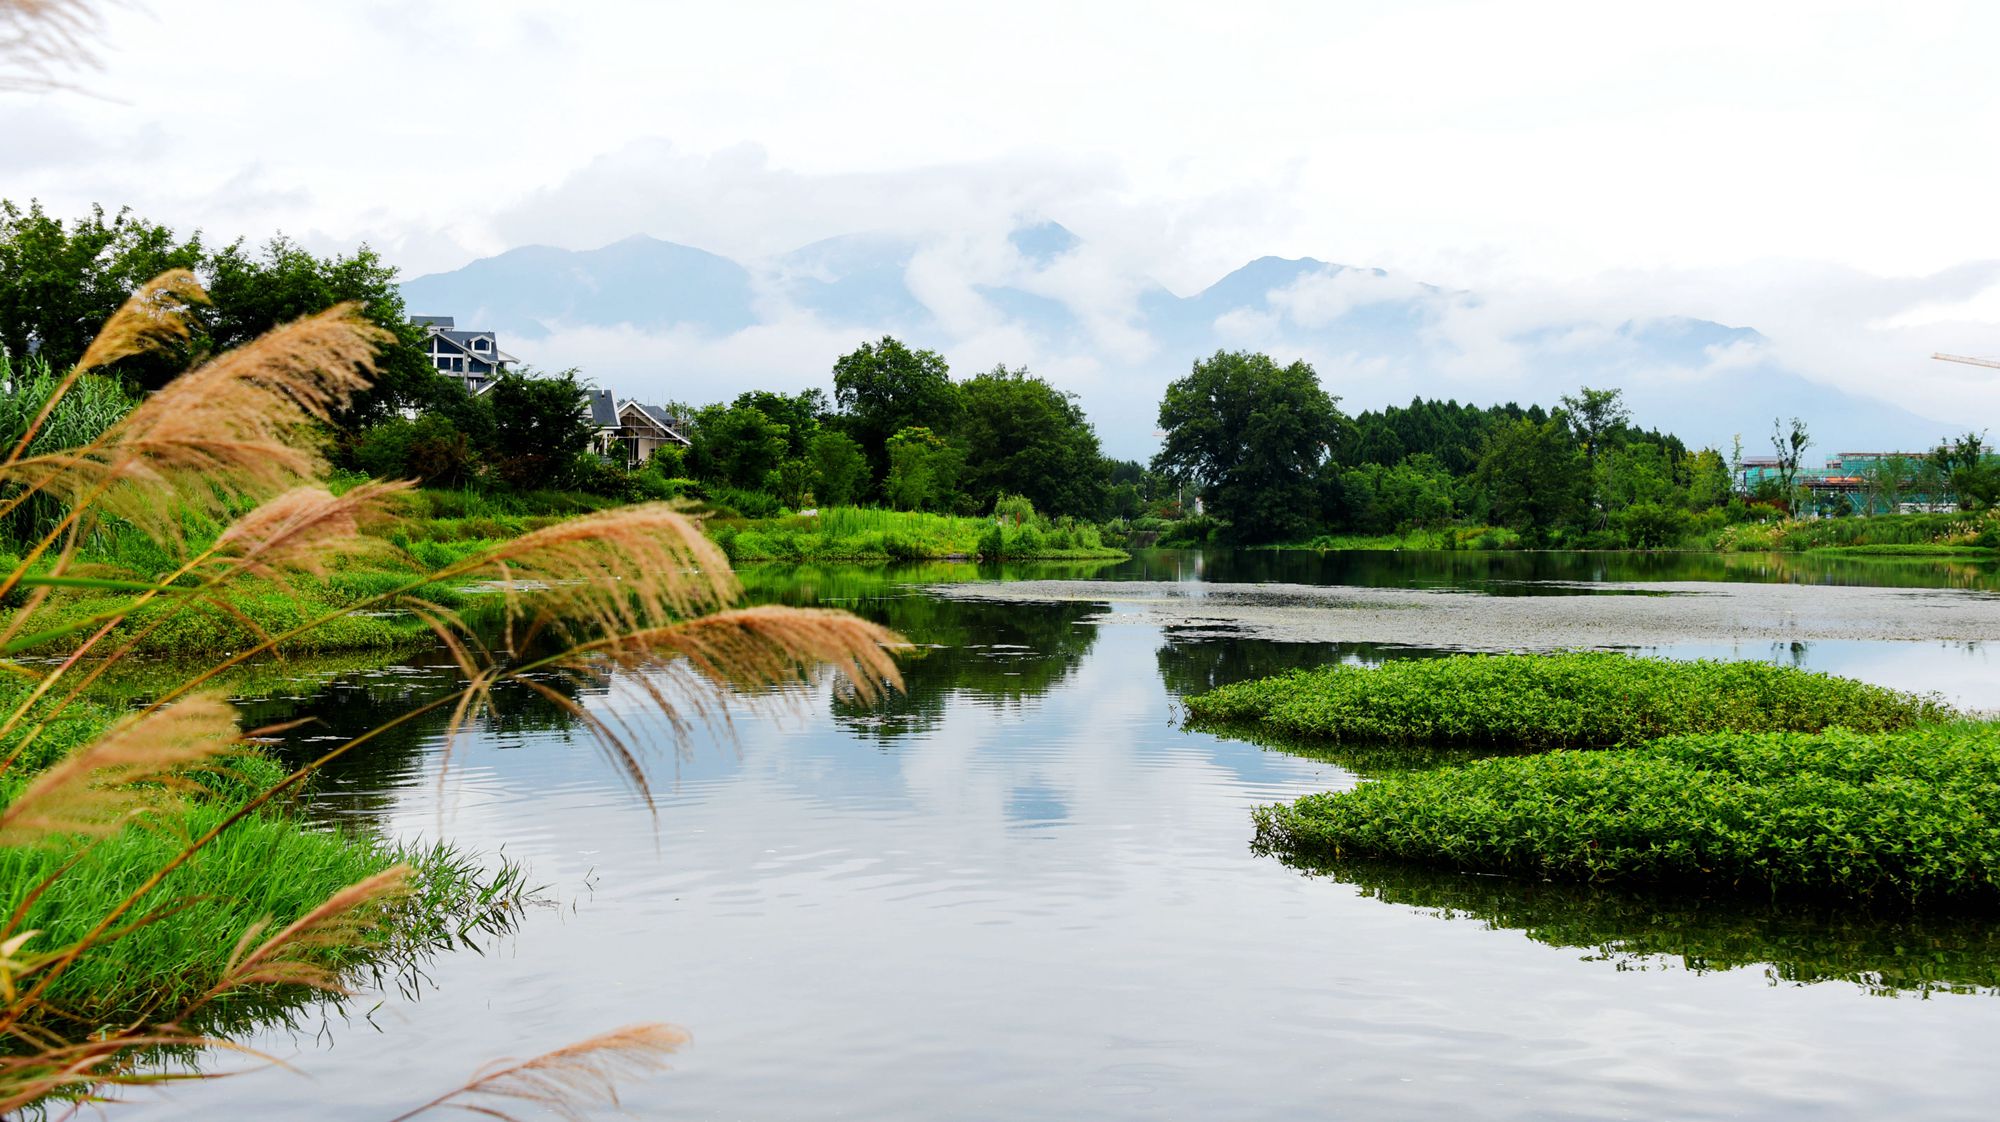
0,269,908,1113
1255,722,2000,907
1184,652,1948,750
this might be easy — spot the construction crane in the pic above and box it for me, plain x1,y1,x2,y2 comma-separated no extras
1933,352,2000,369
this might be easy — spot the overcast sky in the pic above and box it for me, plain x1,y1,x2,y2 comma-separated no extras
9,0,2000,430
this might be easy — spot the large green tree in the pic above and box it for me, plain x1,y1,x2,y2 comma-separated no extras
957,365,1106,517
1474,415,1588,540
487,368,595,491
204,236,443,425
831,336,962,489
689,400,790,491
0,202,447,425
0,200,205,383
1152,350,1343,543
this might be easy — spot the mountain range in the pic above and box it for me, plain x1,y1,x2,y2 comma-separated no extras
400,223,1958,462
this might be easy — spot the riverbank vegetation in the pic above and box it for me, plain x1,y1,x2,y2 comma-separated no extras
1183,653,1946,749
0,268,905,1111
713,504,1122,564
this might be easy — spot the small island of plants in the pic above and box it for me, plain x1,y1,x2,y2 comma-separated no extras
1187,652,2000,907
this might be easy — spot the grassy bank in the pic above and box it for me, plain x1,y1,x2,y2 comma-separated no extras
1710,509,2000,553
1255,722,2000,907
711,506,1126,564
1183,653,1947,750
0,684,523,1031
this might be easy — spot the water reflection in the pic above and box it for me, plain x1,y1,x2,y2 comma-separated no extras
1110,546,2000,593
741,563,1104,741
112,549,2000,1119
1276,856,2000,997
1154,633,1451,697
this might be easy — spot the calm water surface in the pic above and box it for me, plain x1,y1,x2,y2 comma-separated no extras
122,551,2000,1120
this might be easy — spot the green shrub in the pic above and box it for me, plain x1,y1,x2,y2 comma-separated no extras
977,523,1005,561
1186,653,1948,750
994,493,1036,524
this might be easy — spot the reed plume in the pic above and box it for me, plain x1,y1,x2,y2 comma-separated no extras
0,0,103,91
450,502,738,642
201,865,414,1001
2,269,205,469
0,693,237,844
388,1022,690,1122
0,301,385,550
211,480,410,579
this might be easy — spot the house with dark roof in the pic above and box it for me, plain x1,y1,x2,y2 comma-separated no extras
587,387,691,467
411,315,517,394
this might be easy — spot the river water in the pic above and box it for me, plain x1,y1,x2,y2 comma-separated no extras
121,550,2000,1120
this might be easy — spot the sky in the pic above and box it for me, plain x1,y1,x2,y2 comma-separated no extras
8,0,2000,440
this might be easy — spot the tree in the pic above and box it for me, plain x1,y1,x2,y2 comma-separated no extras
486,368,595,491
808,430,868,506
883,426,962,511
1684,448,1733,511
204,235,442,425
1931,432,2000,510
1559,386,1629,466
352,413,480,487
831,337,962,488
688,401,789,491
732,388,826,461
1474,415,1588,541
1771,417,1810,514
1152,350,1343,543
0,202,448,427
1862,456,1917,516
0,200,205,384
957,365,1106,517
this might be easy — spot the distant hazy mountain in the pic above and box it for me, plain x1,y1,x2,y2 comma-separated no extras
400,225,1957,461
401,234,756,339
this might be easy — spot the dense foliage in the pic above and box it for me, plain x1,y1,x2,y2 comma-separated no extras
1184,652,1947,748
1255,722,2000,906
1153,350,1343,543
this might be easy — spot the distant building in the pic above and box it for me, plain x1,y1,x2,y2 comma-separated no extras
411,315,517,394
588,387,690,468
1738,449,1971,515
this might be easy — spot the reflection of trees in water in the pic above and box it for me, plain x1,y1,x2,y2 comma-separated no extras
736,565,1105,741
1130,546,2000,593
830,592,1102,741
227,648,589,831
1272,855,2000,996
1155,634,1449,698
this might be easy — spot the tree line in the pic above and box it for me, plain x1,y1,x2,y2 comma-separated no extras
7,200,1989,543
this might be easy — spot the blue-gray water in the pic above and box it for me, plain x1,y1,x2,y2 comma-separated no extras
120,551,2000,1120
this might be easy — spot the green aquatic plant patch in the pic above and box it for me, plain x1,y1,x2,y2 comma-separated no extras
1255,722,2000,907
1183,653,1948,750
